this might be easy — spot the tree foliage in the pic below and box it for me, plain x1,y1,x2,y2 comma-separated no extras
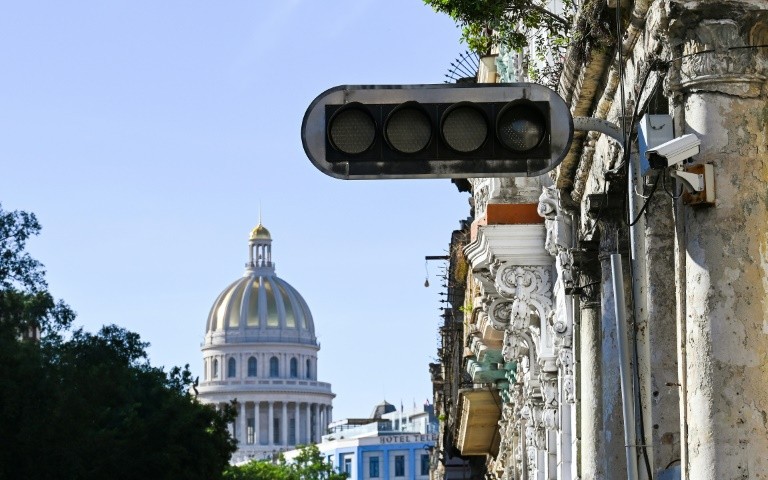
423,0,573,54
0,203,237,480
0,206,74,339
224,444,348,480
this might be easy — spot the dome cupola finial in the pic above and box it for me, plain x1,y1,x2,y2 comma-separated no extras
247,219,273,272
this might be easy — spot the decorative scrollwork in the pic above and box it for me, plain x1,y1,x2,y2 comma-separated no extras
494,265,553,321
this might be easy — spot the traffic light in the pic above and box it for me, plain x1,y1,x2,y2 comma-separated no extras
301,83,573,180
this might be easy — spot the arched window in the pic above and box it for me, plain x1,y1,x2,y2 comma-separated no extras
247,356,257,377
212,358,219,379
227,357,237,378
306,359,312,380
290,357,298,378
269,356,279,377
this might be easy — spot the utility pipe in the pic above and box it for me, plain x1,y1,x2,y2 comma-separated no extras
611,253,639,480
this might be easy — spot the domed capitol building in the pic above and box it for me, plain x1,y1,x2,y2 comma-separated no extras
197,223,335,463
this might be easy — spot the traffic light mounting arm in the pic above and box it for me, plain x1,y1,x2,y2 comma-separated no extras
573,117,625,151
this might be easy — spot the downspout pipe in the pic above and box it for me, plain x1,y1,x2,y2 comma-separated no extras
611,253,639,480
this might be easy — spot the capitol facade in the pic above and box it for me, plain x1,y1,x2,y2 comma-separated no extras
197,223,335,463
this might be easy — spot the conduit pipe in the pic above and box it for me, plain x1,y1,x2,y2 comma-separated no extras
611,253,639,480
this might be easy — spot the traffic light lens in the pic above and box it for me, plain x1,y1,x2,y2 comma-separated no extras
497,103,547,152
328,107,376,155
441,104,488,153
385,105,431,154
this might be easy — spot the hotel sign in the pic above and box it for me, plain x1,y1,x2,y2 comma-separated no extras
379,434,437,444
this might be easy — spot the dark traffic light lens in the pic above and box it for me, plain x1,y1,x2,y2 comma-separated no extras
328,105,376,155
385,103,431,154
441,103,488,153
497,102,547,152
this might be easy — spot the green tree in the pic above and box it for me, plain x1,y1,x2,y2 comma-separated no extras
0,205,75,339
0,204,237,480
423,0,573,54
224,444,348,480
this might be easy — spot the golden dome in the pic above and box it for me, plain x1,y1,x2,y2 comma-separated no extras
249,223,271,241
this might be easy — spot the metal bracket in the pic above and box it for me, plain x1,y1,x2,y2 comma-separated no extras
573,117,625,150
673,164,715,205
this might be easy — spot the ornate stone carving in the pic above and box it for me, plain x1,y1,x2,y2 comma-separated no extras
495,265,553,318
537,186,558,219
540,374,558,408
473,182,490,219
543,407,559,430
502,328,530,363
553,318,568,335
539,186,573,256
558,348,576,404
679,19,767,96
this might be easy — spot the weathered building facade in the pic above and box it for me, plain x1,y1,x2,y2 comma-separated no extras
430,1,768,479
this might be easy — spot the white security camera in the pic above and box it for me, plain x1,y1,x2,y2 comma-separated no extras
646,134,701,169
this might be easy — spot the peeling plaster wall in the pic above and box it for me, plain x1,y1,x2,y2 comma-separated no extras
682,89,768,478
553,0,768,477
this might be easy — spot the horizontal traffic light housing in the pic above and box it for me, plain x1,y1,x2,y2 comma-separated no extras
301,83,573,179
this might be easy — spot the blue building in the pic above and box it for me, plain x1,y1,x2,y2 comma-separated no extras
286,400,438,479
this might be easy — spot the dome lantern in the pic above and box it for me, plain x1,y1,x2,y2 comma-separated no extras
205,223,316,345
248,222,273,271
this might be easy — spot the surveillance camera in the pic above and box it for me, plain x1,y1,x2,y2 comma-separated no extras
647,134,701,169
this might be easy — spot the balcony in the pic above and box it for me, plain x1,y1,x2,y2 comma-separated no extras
456,388,501,456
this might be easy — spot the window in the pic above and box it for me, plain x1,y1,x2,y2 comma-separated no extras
420,454,430,476
344,457,352,475
273,417,280,444
227,357,236,378
247,418,255,444
247,356,257,377
369,457,380,478
289,418,296,445
306,359,312,379
394,455,405,477
290,357,298,378
270,356,279,377
212,359,219,379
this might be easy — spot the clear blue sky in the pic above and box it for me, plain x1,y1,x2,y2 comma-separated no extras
0,1,471,420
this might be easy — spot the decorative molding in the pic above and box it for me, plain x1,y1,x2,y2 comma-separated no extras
558,348,576,404
495,265,553,317
679,19,767,96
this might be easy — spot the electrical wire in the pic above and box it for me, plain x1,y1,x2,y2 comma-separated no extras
662,172,684,199
666,44,768,64
626,172,660,226
583,180,612,239
625,232,654,480
614,15,656,476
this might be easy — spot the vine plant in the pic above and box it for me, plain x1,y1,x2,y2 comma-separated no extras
424,0,576,85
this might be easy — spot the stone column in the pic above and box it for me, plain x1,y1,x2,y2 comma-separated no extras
578,280,603,479
254,402,260,445
319,405,325,437
281,402,288,446
291,402,297,445
311,404,317,443
635,172,681,475
239,401,247,445
305,403,311,444
673,17,768,478
268,401,274,446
